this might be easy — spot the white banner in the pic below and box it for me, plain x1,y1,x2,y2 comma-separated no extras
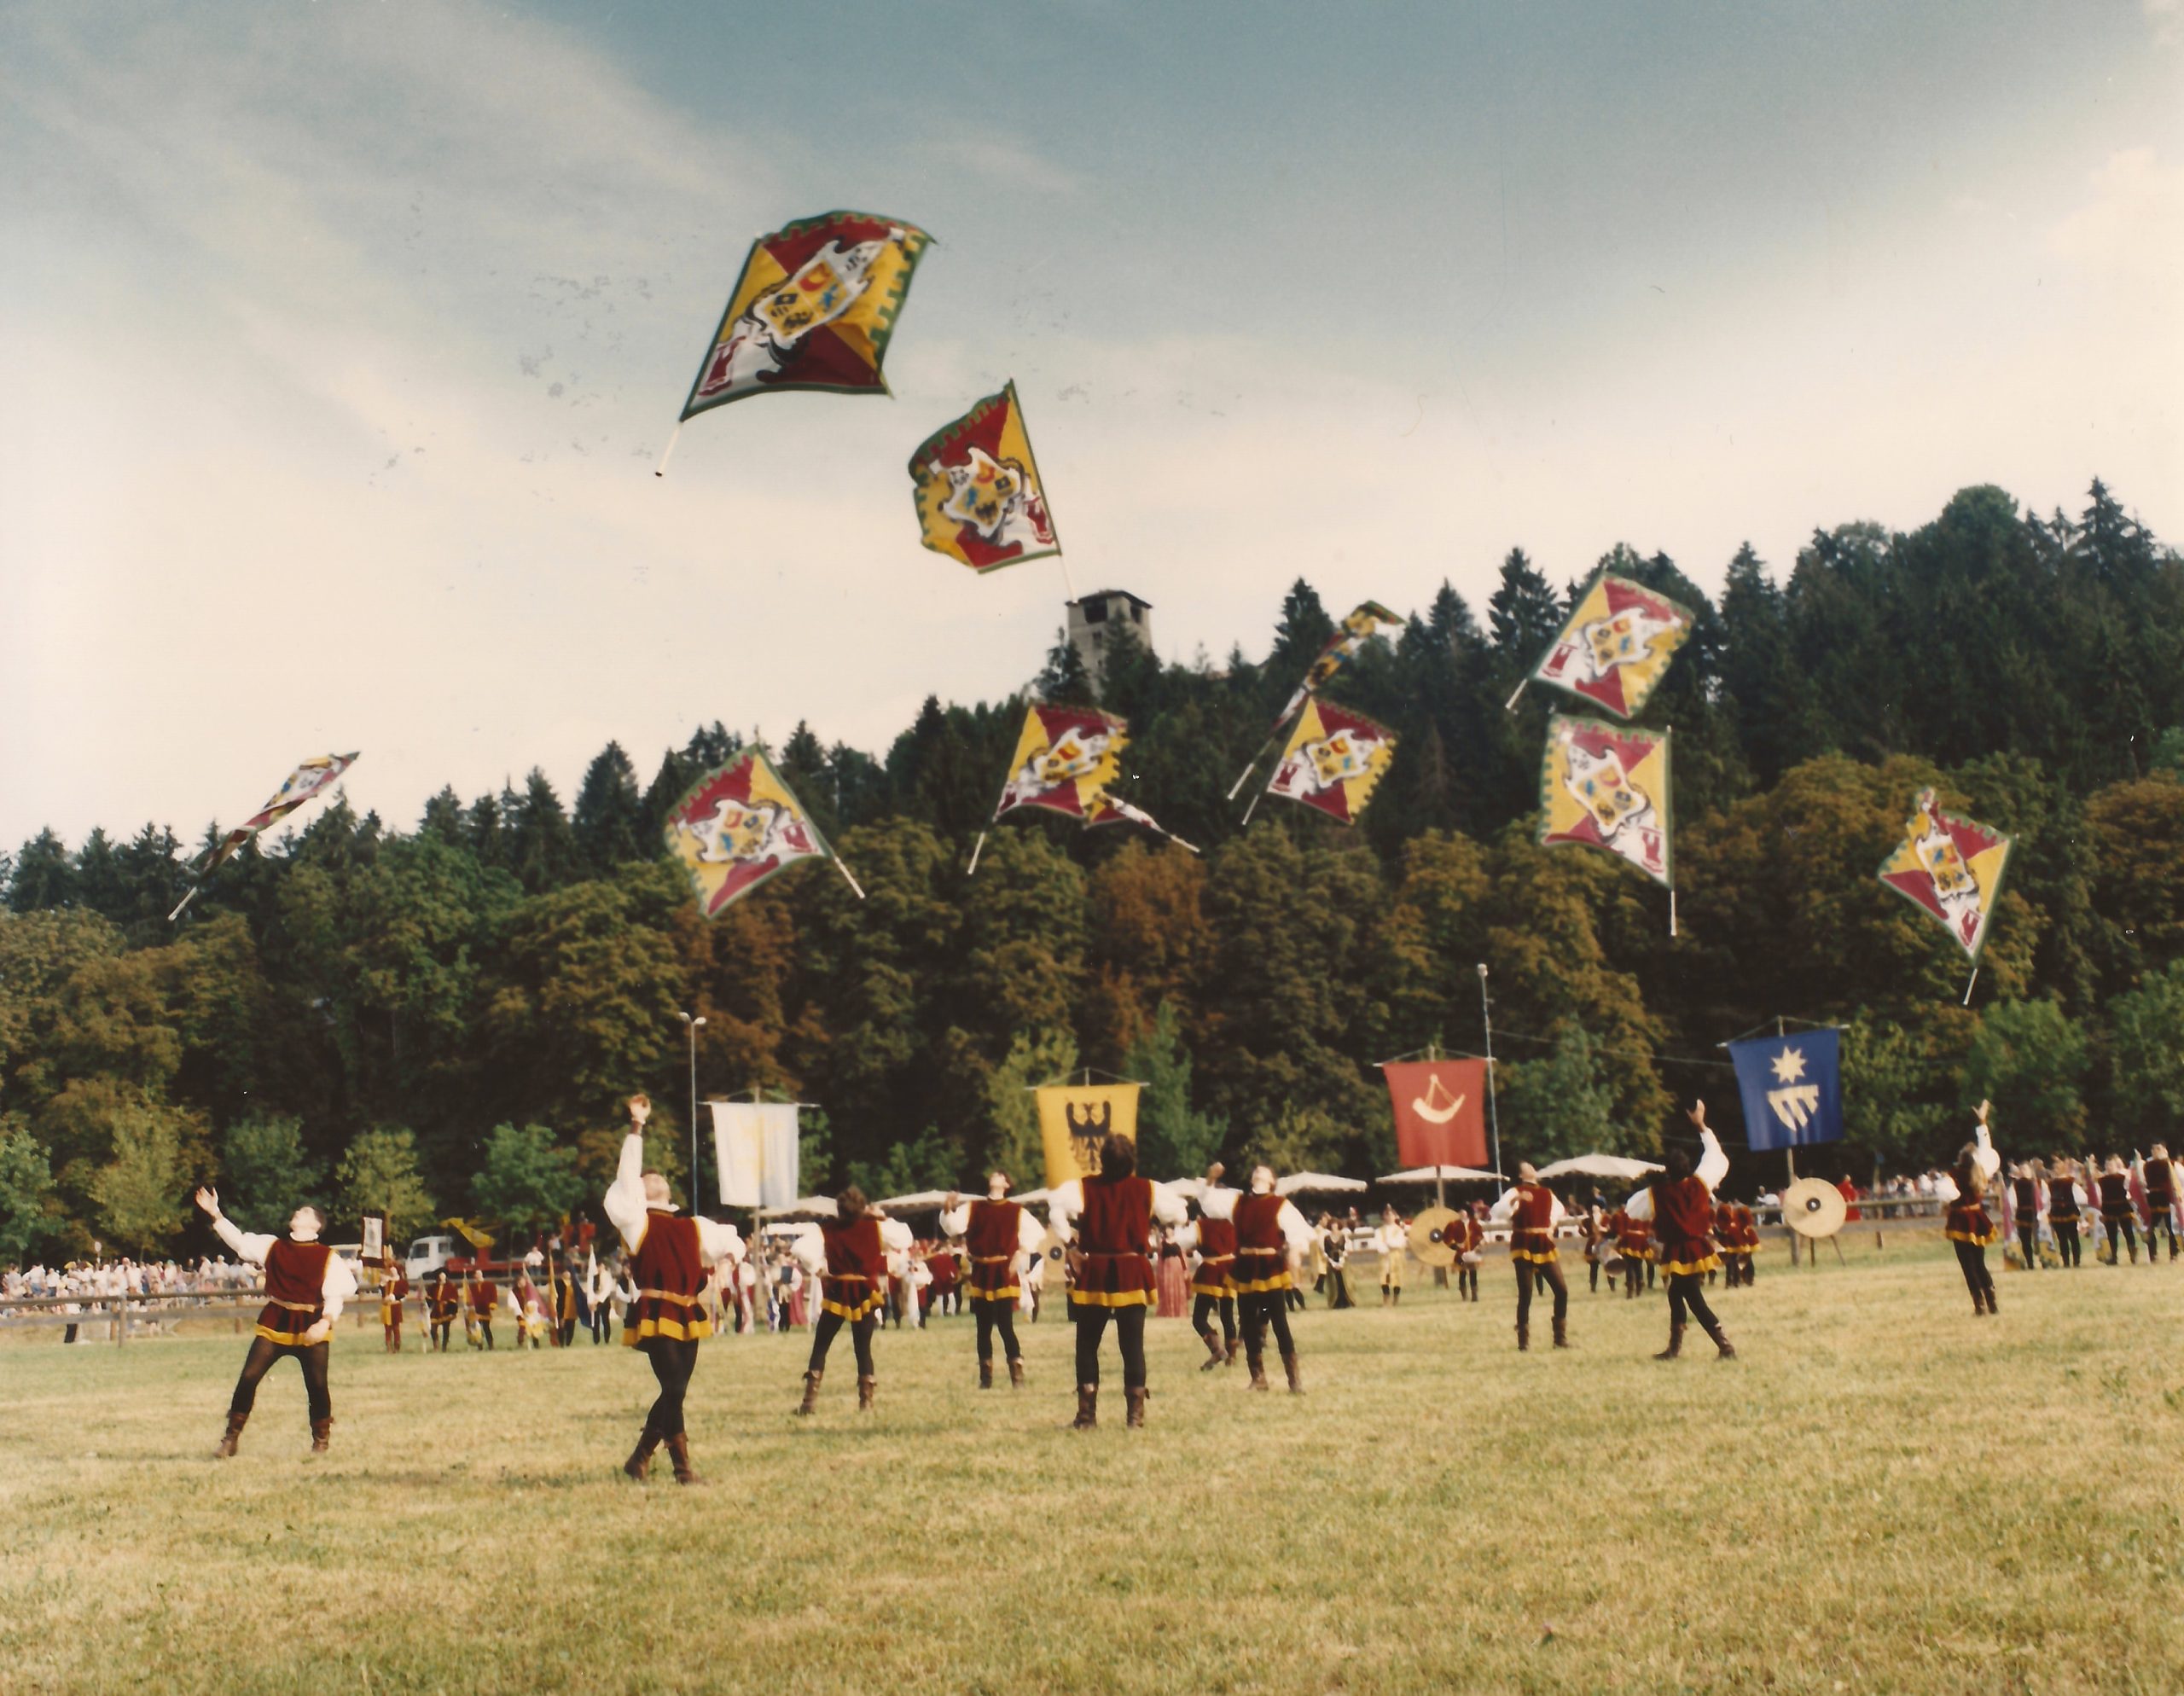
711,1101,800,1210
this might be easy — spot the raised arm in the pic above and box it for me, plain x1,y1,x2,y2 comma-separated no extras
1149,1182,1189,1229
193,1188,275,1265
938,1194,971,1237
1623,1185,1655,1223
602,1095,652,1252
1047,1180,1085,1243
695,1216,743,1264
1488,1187,1522,1223
1970,1102,2000,1179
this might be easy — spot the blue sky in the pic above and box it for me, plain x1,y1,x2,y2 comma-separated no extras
2,1,2178,849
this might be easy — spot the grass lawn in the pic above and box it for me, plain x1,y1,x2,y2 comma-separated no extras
3,1231,2181,1695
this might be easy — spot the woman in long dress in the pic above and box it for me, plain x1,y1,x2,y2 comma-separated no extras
1155,1227,1191,1319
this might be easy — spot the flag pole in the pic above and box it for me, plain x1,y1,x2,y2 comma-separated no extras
1478,965,1502,1185
1669,888,1677,938
1962,966,1978,1007
167,886,202,924
654,422,683,479
1503,677,1529,712
966,830,988,875
1239,789,1263,828
831,856,867,901
1227,730,1284,801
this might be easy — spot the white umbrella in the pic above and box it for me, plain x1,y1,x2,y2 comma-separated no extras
1534,1153,1664,1182
757,1196,838,1220
873,1190,954,1214
1379,1165,1506,1184
1275,1172,1368,1198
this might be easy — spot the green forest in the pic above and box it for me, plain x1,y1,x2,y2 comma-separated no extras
5,479,2183,1262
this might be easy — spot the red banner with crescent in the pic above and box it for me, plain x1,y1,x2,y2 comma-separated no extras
1381,1060,1489,1167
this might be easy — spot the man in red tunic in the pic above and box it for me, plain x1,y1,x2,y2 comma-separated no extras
1449,1205,1484,1303
1176,1165,1240,1368
466,1270,497,1349
1491,1164,1570,1350
1230,1165,1315,1393
194,1187,358,1456
942,1174,1044,1388
1051,1135,1188,1428
1623,1103,1735,1359
1609,1205,1652,1299
2140,1145,2179,1263
793,1188,915,1414
427,1271,458,1350
603,1095,742,1484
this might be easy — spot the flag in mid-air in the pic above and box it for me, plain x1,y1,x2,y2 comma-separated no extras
1539,714,1671,886
1380,1059,1490,1168
1265,699,1397,825
1036,1081,1141,1190
995,704,1128,822
664,751,833,917
199,752,358,874
1531,574,1693,720
909,382,1059,572
1877,787,2012,961
679,211,932,418
1728,1029,1844,1152
1084,793,1199,853
1272,601,1404,727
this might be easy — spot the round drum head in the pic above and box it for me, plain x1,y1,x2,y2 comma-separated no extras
1407,1206,1461,1268
1036,1228,1069,1264
1782,1176,1847,1239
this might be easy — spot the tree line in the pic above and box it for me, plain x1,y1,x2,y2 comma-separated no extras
3,479,2181,1261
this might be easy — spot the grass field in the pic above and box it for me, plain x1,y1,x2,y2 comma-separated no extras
3,1232,2181,1696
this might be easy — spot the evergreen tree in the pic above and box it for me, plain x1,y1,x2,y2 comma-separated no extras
572,742,648,874
8,829,74,912
506,769,578,894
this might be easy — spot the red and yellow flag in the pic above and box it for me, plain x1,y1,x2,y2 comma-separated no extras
679,212,932,417
1877,788,2012,961
1265,699,1396,826
1539,714,1672,886
909,383,1060,572
995,705,1126,822
664,751,833,917
1531,574,1693,720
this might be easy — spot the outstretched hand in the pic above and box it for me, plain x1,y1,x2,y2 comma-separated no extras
194,1187,220,1217
944,1191,961,1211
1686,1100,1708,1131
628,1093,651,1128
1975,1099,1990,1126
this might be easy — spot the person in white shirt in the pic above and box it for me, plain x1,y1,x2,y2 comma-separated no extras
602,1095,743,1484
1048,1137,1190,1427
1375,1207,1409,1305
940,1175,1045,1388
1228,1167,1316,1392
192,1187,358,1457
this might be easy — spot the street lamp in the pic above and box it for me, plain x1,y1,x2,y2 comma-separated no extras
677,1011,707,1208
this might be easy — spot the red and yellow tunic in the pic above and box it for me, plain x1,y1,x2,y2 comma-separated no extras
1943,1194,1997,1246
1230,1193,1298,1295
1610,1207,1651,1263
1508,1184,1561,1263
380,1274,410,1327
1448,1213,1484,1259
1649,1176,1722,1277
1071,1175,1159,1308
1191,1214,1238,1296
964,1199,1025,1302
253,1239,333,1345
428,1281,459,1322
2097,1172,2135,1225
1733,1204,1758,1250
2047,1180,2080,1223
468,1278,498,1317
2145,1159,2176,1211
819,1216,888,1321
623,1209,714,1344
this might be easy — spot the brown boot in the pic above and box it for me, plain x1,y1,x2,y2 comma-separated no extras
1008,1357,1025,1389
1515,1321,1530,1352
1247,1356,1270,1391
214,1411,247,1459
1124,1386,1147,1428
857,1374,876,1413
622,1431,659,1482
1984,1286,1998,1316
1702,1322,1736,1360
1224,1337,1240,1367
1654,1321,1685,1361
310,1419,332,1454
1071,1385,1097,1430
796,1369,823,1415
665,1433,700,1485
1552,1316,1571,1350
978,1359,994,1390
1199,1330,1224,1371
1282,1352,1304,1394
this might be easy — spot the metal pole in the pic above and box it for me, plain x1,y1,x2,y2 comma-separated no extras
1478,965,1502,1182
679,1012,707,1208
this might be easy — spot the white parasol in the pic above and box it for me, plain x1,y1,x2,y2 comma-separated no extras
1379,1165,1506,1184
1275,1172,1369,1198
1533,1153,1665,1182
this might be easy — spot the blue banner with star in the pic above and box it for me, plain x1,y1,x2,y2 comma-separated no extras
1728,1029,1844,1150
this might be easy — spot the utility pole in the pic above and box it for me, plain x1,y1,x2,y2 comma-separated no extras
677,1010,707,1207
1478,964,1502,1182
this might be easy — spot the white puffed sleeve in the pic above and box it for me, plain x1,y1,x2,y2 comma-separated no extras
1488,1187,1522,1223
1150,1182,1189,1229
211,1217,276,1265
1695,1129,1728,1194
1624,1187,1655,1223
1199,1186,1239,1223
1017,1208,1045,1254
1047,1180,1085,1243
695,1216,743,1263
789,1223,827,1275
878,1218,915,1253
938,1201,971,1237
1275,1199,1314,1250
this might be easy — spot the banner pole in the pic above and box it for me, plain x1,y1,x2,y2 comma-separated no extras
653,422,682,479
167,886,202,924
831,855,867,901
1227,732,1282,801
1962,966,1978,1007
1503,677,1528,712
1239,789,1263,828
966,830,988,875
1478,965,1502,1184
1669,888,1677,938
